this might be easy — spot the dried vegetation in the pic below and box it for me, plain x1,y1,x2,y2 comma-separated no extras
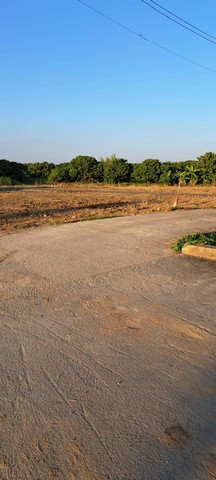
0,184,215,233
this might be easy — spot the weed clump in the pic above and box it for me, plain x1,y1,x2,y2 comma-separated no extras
172,232,216,252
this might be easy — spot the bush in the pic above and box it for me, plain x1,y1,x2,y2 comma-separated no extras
0,176,13,185
172,232,216,252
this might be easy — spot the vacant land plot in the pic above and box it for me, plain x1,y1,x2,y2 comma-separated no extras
0,184,215,233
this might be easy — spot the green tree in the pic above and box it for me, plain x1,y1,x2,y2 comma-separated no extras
197,152,216,184
48,163,71,183
179,170,188,186
69,156,99,182
0,159,28,183
184,164,200,185
159,162,179,185
25,162,55,182
103,155,129,184
0,159,12,177
132,159,161,184
131,163,144,184
94,161,104,182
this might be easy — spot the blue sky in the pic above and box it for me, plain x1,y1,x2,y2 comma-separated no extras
0,0,216,164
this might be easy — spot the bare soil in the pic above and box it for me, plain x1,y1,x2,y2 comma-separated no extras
0,184,215,233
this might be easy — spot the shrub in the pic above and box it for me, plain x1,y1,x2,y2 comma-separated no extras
0,176,13,185
172,232,216,252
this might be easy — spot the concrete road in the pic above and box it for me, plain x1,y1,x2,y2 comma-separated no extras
0,209,216,480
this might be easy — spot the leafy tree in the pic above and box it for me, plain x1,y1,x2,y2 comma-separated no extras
1,153,215,186
0,159,12,177
47,168,60,184
0,159,28,183
94,161,104,182
197,152,216,184
159,162,179,185
131,163,143,184
25,162,55,182
69,156,99,182
132,159,161,184
48,163,71,183
128,162,134,183
171,160,198,185
103,155,130,184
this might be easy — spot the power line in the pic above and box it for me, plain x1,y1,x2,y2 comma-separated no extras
78,0,139,37
77,0,216,74
140,0,216,45
149,0,216,41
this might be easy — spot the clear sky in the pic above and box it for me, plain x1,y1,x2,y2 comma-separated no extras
0,0,216,164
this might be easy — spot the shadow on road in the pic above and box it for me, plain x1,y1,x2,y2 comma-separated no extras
123,328,216,479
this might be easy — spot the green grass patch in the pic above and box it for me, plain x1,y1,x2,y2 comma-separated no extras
172,231,216,252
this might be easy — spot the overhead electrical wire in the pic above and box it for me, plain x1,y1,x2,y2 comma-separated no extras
140,0,216,45
149,0,216,41
77,0,216,74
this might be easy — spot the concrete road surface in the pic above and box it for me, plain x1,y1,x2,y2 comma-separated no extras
1,209,216,480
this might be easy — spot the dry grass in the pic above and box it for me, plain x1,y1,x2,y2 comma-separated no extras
0,184,215,233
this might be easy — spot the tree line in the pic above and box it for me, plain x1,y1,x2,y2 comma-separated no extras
0,152,215,186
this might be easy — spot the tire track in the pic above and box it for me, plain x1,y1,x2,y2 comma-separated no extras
80,403,114,466
20,344,32,393
41,365,77,411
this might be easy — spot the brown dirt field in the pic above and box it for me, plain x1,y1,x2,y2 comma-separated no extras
0,184,215,233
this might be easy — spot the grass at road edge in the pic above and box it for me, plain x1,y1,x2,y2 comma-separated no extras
172,232,216,252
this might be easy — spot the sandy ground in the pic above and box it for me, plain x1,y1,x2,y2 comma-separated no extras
0,184,216,233
0,209,216,479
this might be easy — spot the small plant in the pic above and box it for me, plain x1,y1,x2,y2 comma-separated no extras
172,232,216,252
